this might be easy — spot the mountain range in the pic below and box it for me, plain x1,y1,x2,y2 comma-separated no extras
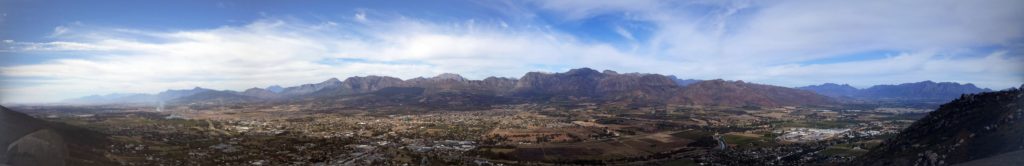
64,87,218,104
799,81,992,102
65,68,841,108
66,68,998,108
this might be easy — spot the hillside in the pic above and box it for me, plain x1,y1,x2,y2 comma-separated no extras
856,85,1024,165
1,105,114,165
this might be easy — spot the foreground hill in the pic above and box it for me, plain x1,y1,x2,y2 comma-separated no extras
0,105,114,165
800,81,992,103
856,85,1024,165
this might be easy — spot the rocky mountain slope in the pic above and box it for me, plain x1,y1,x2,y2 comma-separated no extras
511,68,681,102
856,85,1024,165
677,80,835,107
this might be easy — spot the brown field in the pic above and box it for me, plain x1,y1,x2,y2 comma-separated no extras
478,131,696,161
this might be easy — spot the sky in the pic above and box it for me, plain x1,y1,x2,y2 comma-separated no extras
1,0,1023,103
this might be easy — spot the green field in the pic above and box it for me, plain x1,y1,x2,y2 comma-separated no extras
723,134,775,148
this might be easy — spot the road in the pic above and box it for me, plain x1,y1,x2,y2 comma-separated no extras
715,135,727,150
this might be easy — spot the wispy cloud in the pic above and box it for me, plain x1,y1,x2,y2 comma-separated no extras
613,26,634,41
354,10,367,22
533,0,1024,85
50,26,69,37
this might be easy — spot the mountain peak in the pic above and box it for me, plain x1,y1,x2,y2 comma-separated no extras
432,73,467,81
265,85,284,93
322,78,342,84
565,67,600,75
821,83,842,86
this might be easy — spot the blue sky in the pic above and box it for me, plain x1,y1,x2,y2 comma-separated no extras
1,0,1023,103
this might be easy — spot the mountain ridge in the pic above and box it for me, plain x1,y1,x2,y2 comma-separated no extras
799,81,993,104
61,68,879,107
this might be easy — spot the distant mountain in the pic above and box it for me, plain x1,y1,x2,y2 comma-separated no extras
676,80,835,107
856,85,1024,165
241,87,279,99
63,87,215,104
799,81,992,102
860,81,992,101
797,83,860,98
1,105,114,165
62,93,151,104
67,68,837,107
171,90,260,104
156,87,214,100
279,78,343,96
265,85,284,93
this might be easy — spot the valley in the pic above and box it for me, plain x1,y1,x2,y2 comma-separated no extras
10,102,920,165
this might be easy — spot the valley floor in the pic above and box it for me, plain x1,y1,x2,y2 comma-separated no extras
11,103,922,165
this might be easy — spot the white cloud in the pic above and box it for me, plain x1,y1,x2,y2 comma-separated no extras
2,0,1023,103
613,26,634,41
0,17,677,103
757,51,1024,88
532,0,1024,87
